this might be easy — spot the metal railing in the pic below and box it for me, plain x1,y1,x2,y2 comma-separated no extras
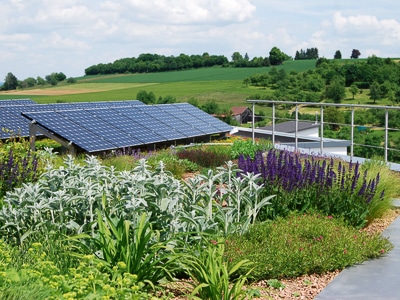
247,100,400,163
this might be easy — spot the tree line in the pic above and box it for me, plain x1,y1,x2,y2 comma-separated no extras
84,47,293,76
0,71,75,91
245,55,400,105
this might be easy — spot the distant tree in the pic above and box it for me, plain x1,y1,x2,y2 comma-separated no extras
395,88,400,105
325,78,346,103
231,52,243,62
260,76,269,89
349,83,359,100
388,89,396,106
334,50,342,59
268,67,279,84
21,77,37,88
136,90,156,104
351,49,361,59
244,53,249,61
379,81,393,98
243,77,250,86
36,76,46,86
201,100,220,114
67,77,77,84
45,73,59,86
302,73,325,92
294,48,318,60
315,57,329,68
1,72,18,90
262,57,271,66
157,95,176,104
369,81,381,104
324,107,345,130
187,97,200,108
56,72,66,82
269,47,286,65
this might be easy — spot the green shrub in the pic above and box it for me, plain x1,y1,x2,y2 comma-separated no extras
230,138,272,159
34,138,63,152
225,211,393,281
0,241,161,299
177,148,230,168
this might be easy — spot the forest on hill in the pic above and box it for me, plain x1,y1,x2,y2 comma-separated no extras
83,47,292,75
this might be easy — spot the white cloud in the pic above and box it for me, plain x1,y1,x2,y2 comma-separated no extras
1,0,400,79
40,32,90,50
123,0,255,24
333,11,400,44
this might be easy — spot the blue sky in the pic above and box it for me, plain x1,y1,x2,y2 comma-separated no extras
1,0,399,80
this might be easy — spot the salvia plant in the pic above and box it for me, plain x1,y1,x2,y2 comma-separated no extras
0,148,39,200
0,154,273,246
238,149,385,227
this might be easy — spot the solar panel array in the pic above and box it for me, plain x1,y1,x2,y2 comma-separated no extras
0,100,145,139
22,103,232,153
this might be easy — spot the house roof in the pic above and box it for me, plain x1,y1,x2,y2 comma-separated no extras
231,107,249,116
260,121,319,133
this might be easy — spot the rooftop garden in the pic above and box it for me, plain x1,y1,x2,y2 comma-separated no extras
0,136,398,299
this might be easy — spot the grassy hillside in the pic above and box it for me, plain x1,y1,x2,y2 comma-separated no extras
2,62,318,109
80,60,316,83
0,59,396,110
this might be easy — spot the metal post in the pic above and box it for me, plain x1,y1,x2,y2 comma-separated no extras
350,107,354,159
272,103,275,145
252,102,255,144
29,121,37,151
385,109,389,162
295,104,299,150
320,106,324,154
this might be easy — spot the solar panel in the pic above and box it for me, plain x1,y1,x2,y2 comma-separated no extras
116,107,184,140
88,108,164,144
19,102,231,153
22,111,116,152
57,110,142,148
174,103,232,132
143,105,207,136
0,99,36,106
0,100,145,139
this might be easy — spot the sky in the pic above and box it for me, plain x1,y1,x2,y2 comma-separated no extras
1,0,400,80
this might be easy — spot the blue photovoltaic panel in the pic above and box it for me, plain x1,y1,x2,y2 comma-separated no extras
122,106,184,140
88,108,163,144
58,110,142,148
0,100,145,139
18,102,231,153
175,103,232,132
22,111,116,152
114,106,182,142
156,104,211,135
0,99,35,106
143,105,206,136
166,104,220,134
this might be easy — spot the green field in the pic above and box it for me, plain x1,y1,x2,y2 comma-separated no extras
0,59,395,110
80,60,317,83
0,61,317,111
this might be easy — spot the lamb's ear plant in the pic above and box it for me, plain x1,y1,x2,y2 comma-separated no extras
180,237,254,300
